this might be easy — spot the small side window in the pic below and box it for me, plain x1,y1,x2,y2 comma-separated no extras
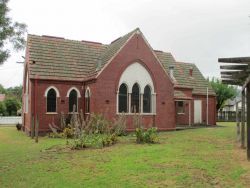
177,101,185,114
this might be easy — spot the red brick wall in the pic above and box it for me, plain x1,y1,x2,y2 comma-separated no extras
174,88,192,125
176,101,191,125
25,80,83,133
92,33,176,130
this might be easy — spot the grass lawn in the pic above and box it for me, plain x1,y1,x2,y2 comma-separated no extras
0,122,250,188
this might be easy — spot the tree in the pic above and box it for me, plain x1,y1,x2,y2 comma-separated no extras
4,97,21,116
0,84,6,94
6,85,22,102
210,78,237,112
0,101,6,116
0,0,27,64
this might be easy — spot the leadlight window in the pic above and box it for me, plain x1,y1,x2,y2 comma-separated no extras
47,88,57,112
69,89,78,112
118,83,128,113
131,83,140,113
143,85,151,113
85,89,90,113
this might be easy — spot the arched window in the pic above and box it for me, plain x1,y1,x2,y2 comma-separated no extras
118,83,128,113
131,83,140,113
69,89,78,112
47,89,57,112
85,89,90,113
143,85,151,113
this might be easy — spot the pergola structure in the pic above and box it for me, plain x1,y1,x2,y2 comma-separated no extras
218,57,250,160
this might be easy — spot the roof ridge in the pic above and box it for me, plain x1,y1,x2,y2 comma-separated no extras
95,28,139,72
28,33,105,46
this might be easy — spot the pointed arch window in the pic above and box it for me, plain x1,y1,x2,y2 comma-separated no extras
85,89,90,113
47,89,57,112
131,83,140,113
143,85,151,113
118,83,128,113
69,89,78,112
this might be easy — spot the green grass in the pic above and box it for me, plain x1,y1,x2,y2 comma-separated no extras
0,122,250,187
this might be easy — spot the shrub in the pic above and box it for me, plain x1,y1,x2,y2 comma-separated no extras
63,127,74,138
101,133,118,147
135,127,144,143
113,113,127,136
132,112,142,129
143,127,159,143
135,127,159,144
86,113,111,134
65,111,118,149
48,132,64,138
69,133,118,149
16,123,22,131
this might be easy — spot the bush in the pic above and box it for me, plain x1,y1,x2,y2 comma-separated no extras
69,133,118,149
16,123,22,131
48,132,64,138
63,127,74,138
135,127,159,144
86,113,111,134
63,111,118,149
143,127,159,143
113,113,127,136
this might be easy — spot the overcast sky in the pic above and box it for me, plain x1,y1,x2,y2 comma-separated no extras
0,0,249,88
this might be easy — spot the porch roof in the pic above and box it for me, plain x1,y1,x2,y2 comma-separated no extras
174,90,192,100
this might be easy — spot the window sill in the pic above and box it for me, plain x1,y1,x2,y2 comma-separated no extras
177,113,185,115
117,113,156,116
46,112,58,115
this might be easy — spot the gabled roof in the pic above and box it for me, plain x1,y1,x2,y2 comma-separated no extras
98,28,138,70
155,51,215,95
26,28,215,96
26,29,139,81
27,35,107,81
174,90,192,100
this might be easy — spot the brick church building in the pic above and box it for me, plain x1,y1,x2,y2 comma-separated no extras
22,28,216,134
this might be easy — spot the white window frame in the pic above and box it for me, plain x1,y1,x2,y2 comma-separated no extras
45,86,60,114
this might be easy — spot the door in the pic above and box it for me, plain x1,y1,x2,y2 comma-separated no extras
194,100,202,124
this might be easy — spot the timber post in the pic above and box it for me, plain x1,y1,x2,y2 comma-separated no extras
241,89,246,149
247,83,250,160
31,115,34,139
35,115,39,143
236,101,240,142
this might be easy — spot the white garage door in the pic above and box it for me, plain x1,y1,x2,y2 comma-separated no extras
194,100,202,124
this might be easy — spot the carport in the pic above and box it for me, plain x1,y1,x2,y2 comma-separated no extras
219,57,250,160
